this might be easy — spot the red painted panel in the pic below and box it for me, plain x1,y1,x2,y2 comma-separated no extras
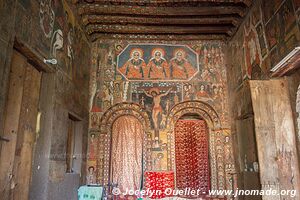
175,119,210,195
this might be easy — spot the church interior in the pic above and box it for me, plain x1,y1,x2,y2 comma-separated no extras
1,0,300,199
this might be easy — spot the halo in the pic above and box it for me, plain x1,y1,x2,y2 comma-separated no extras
148,87,160,94
151,47,165,58
173,48,186,58
130,48,144,58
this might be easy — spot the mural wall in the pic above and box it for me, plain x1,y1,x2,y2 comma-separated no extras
227,0,300,193
88,40,234,191
14,0,90,92
228,0,300,91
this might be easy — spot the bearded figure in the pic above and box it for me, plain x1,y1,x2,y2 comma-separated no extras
119,48,146,79
146,48,169,79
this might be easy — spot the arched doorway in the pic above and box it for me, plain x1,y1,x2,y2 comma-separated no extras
111,115,144,191
96,103,152,186
174,114,210,193
166,101,230,191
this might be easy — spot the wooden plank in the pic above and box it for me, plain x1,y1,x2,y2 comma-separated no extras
89,33,227,41
85,24,234,35
66,118,75,173
11,62,41,200
78,4,246,17
82,15,240,26
250,80,300,200
0,51,26,200
89,0,251,6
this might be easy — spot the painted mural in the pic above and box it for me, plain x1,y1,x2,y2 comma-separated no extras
14,0,90,84
117,44,199,81
88,40,234,192
228,0,300,91
226,1,300,195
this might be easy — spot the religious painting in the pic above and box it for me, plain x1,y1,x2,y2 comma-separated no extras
251,2,262,26
265,15,280,50
113,80,124,103
86,165,96,185
194,82,212,102
39,0,55,39
90,87,102,113
278,0,297,37
131,82,182,130
199,44,225,84
262,0,282,23
117,44,199,81
90,81,113,112
88,131,98,161
88,41,232,190
255,22,268,58
89,113,101,129
49,0,68,72
182,83,195,101
243,18,262,79
194,82,224,112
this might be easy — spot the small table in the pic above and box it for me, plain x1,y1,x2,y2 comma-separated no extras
78,185,103,200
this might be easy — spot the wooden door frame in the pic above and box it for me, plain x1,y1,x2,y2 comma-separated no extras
0,37,55,200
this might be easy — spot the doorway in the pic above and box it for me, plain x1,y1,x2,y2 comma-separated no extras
174,115,210,194
110,115,144,192
0,50,42,200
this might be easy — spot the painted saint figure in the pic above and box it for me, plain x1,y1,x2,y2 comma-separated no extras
196,84,211,102
144,88,172,129
183,83,193,100
170,49,196,79
86,166,96,185
88,133,97,160
146,48,169,79
153,153,164,171
119,48,146,79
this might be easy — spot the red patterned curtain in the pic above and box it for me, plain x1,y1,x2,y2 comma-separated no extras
111,116,144,192
175,119,210,193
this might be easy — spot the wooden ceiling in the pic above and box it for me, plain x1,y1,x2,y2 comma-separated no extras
73,0,252,41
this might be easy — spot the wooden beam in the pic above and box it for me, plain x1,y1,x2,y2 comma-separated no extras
89,33,228,41
78,4,246,17
82,15,240,26
85,24,234,35
79,0,252,7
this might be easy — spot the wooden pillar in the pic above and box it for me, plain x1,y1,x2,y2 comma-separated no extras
250,79,300,200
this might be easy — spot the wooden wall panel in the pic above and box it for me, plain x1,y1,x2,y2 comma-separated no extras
0,51,26,200
12,62,41,200
250,79,300,200
0,50,41,200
